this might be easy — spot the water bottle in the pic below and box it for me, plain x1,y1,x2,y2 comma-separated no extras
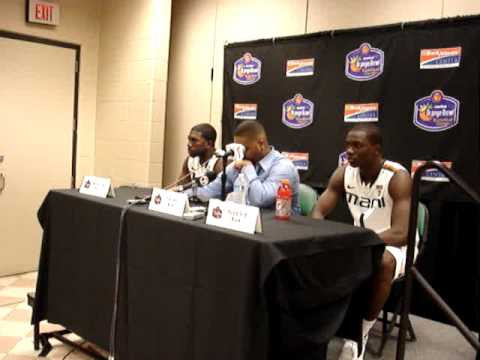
275,179,292,220
232,173,248,204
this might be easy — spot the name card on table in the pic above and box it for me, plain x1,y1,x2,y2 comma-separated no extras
206,199,262,234
148,188,189,217
79,176,113,198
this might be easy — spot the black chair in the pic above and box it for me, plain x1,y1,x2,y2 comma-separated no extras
373,202,430,357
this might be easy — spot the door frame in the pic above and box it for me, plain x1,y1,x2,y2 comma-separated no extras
0,30,80,188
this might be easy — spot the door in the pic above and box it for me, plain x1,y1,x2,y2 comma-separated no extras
0,36,76,276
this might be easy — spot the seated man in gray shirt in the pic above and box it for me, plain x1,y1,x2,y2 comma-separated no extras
193,120,301,214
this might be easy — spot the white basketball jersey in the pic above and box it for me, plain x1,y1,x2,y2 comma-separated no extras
344,160,406,233
187,155,219,179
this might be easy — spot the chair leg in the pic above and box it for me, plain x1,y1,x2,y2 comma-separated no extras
382,310,388,335
407,316,417,342
376,311,390,357
34,322,40,350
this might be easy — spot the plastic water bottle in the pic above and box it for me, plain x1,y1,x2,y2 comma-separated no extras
232,173,248,205
275,179,292,220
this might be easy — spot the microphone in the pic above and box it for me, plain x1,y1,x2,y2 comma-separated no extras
215,143,245,161
175,171,217,192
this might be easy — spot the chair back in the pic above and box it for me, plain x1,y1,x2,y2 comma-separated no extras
299,183,318,216
416,202,430,254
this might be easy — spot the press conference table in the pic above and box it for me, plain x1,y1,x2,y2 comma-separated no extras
32,187,384,360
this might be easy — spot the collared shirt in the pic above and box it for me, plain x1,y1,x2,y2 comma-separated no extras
194,148,301,214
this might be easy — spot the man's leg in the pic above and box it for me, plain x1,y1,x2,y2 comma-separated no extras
365,250,396,321
339,250,396,360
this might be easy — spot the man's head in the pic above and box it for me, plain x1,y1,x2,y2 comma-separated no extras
187,123,217,157
345,123,383,169
233,120,269,163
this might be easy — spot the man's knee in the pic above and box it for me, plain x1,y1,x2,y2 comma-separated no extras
380,251,396,279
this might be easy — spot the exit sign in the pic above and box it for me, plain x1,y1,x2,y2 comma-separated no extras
27,0,60,26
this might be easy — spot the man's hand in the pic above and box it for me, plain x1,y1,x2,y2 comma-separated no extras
234,160,253,171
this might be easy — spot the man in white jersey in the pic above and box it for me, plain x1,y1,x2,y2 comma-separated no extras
312,123,414,360
177,123,223,185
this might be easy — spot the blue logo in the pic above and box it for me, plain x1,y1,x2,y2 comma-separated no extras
282,94,314,129
413,90,460,132
338,151,348,167
233,52,262,85
345,43,384,81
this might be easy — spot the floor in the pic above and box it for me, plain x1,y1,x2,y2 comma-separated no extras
0,272,477,359
0,272,93,360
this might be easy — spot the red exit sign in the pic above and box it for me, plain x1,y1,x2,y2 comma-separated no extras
27,0,60,26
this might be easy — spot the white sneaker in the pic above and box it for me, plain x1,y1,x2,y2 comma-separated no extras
338,335,368,360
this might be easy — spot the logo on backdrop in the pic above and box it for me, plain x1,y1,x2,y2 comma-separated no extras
411,160,453,182
282,93,314,129
286,58,315,77
281,152,309,171
338,151,349,167
233,52,262,85
234,103,258,120
420,47,462,69
344,103,379,123
345,43,384,81
413,90,460,132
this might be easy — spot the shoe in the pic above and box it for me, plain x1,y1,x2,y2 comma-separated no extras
338,335,368,360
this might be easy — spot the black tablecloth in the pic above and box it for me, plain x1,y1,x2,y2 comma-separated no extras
33,187,384,360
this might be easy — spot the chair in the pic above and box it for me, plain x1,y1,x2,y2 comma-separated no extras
374,202,430,357
299,183,318,216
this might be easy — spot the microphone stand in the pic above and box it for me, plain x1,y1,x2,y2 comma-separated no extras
189,181,201,203
221,152,228,201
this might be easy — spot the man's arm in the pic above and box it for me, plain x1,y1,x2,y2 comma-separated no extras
241,160,299,209
194,163,238,200
213,157,224,175
177,158,190,185
311,166,345,219
378,170,412,247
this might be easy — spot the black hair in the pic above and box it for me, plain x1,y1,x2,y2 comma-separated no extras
191,123,217,145
349,123,383,148
234,120,266,139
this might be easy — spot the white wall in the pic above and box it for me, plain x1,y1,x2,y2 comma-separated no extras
0,0,102,185
95,0,171,187
164,0,480,185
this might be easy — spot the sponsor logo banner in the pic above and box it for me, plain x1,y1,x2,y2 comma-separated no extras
344,103,379,123
420,47,462,69
413,90,460,132
286,58,315,77
282,152,309,171
411,160,453,182
234,103,257,120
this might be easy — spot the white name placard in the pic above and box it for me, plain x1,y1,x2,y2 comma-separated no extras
79,176,112,198
206,199,262,234
148,188,189,217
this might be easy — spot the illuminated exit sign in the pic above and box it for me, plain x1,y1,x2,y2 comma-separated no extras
27,0,60,26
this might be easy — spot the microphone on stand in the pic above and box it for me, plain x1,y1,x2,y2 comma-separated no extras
127,172,217,205
216,143,245,200
215,143,245,161
174,171,217,192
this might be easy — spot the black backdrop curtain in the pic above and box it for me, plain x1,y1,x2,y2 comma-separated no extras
222,16,480,191
222,16,480,331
